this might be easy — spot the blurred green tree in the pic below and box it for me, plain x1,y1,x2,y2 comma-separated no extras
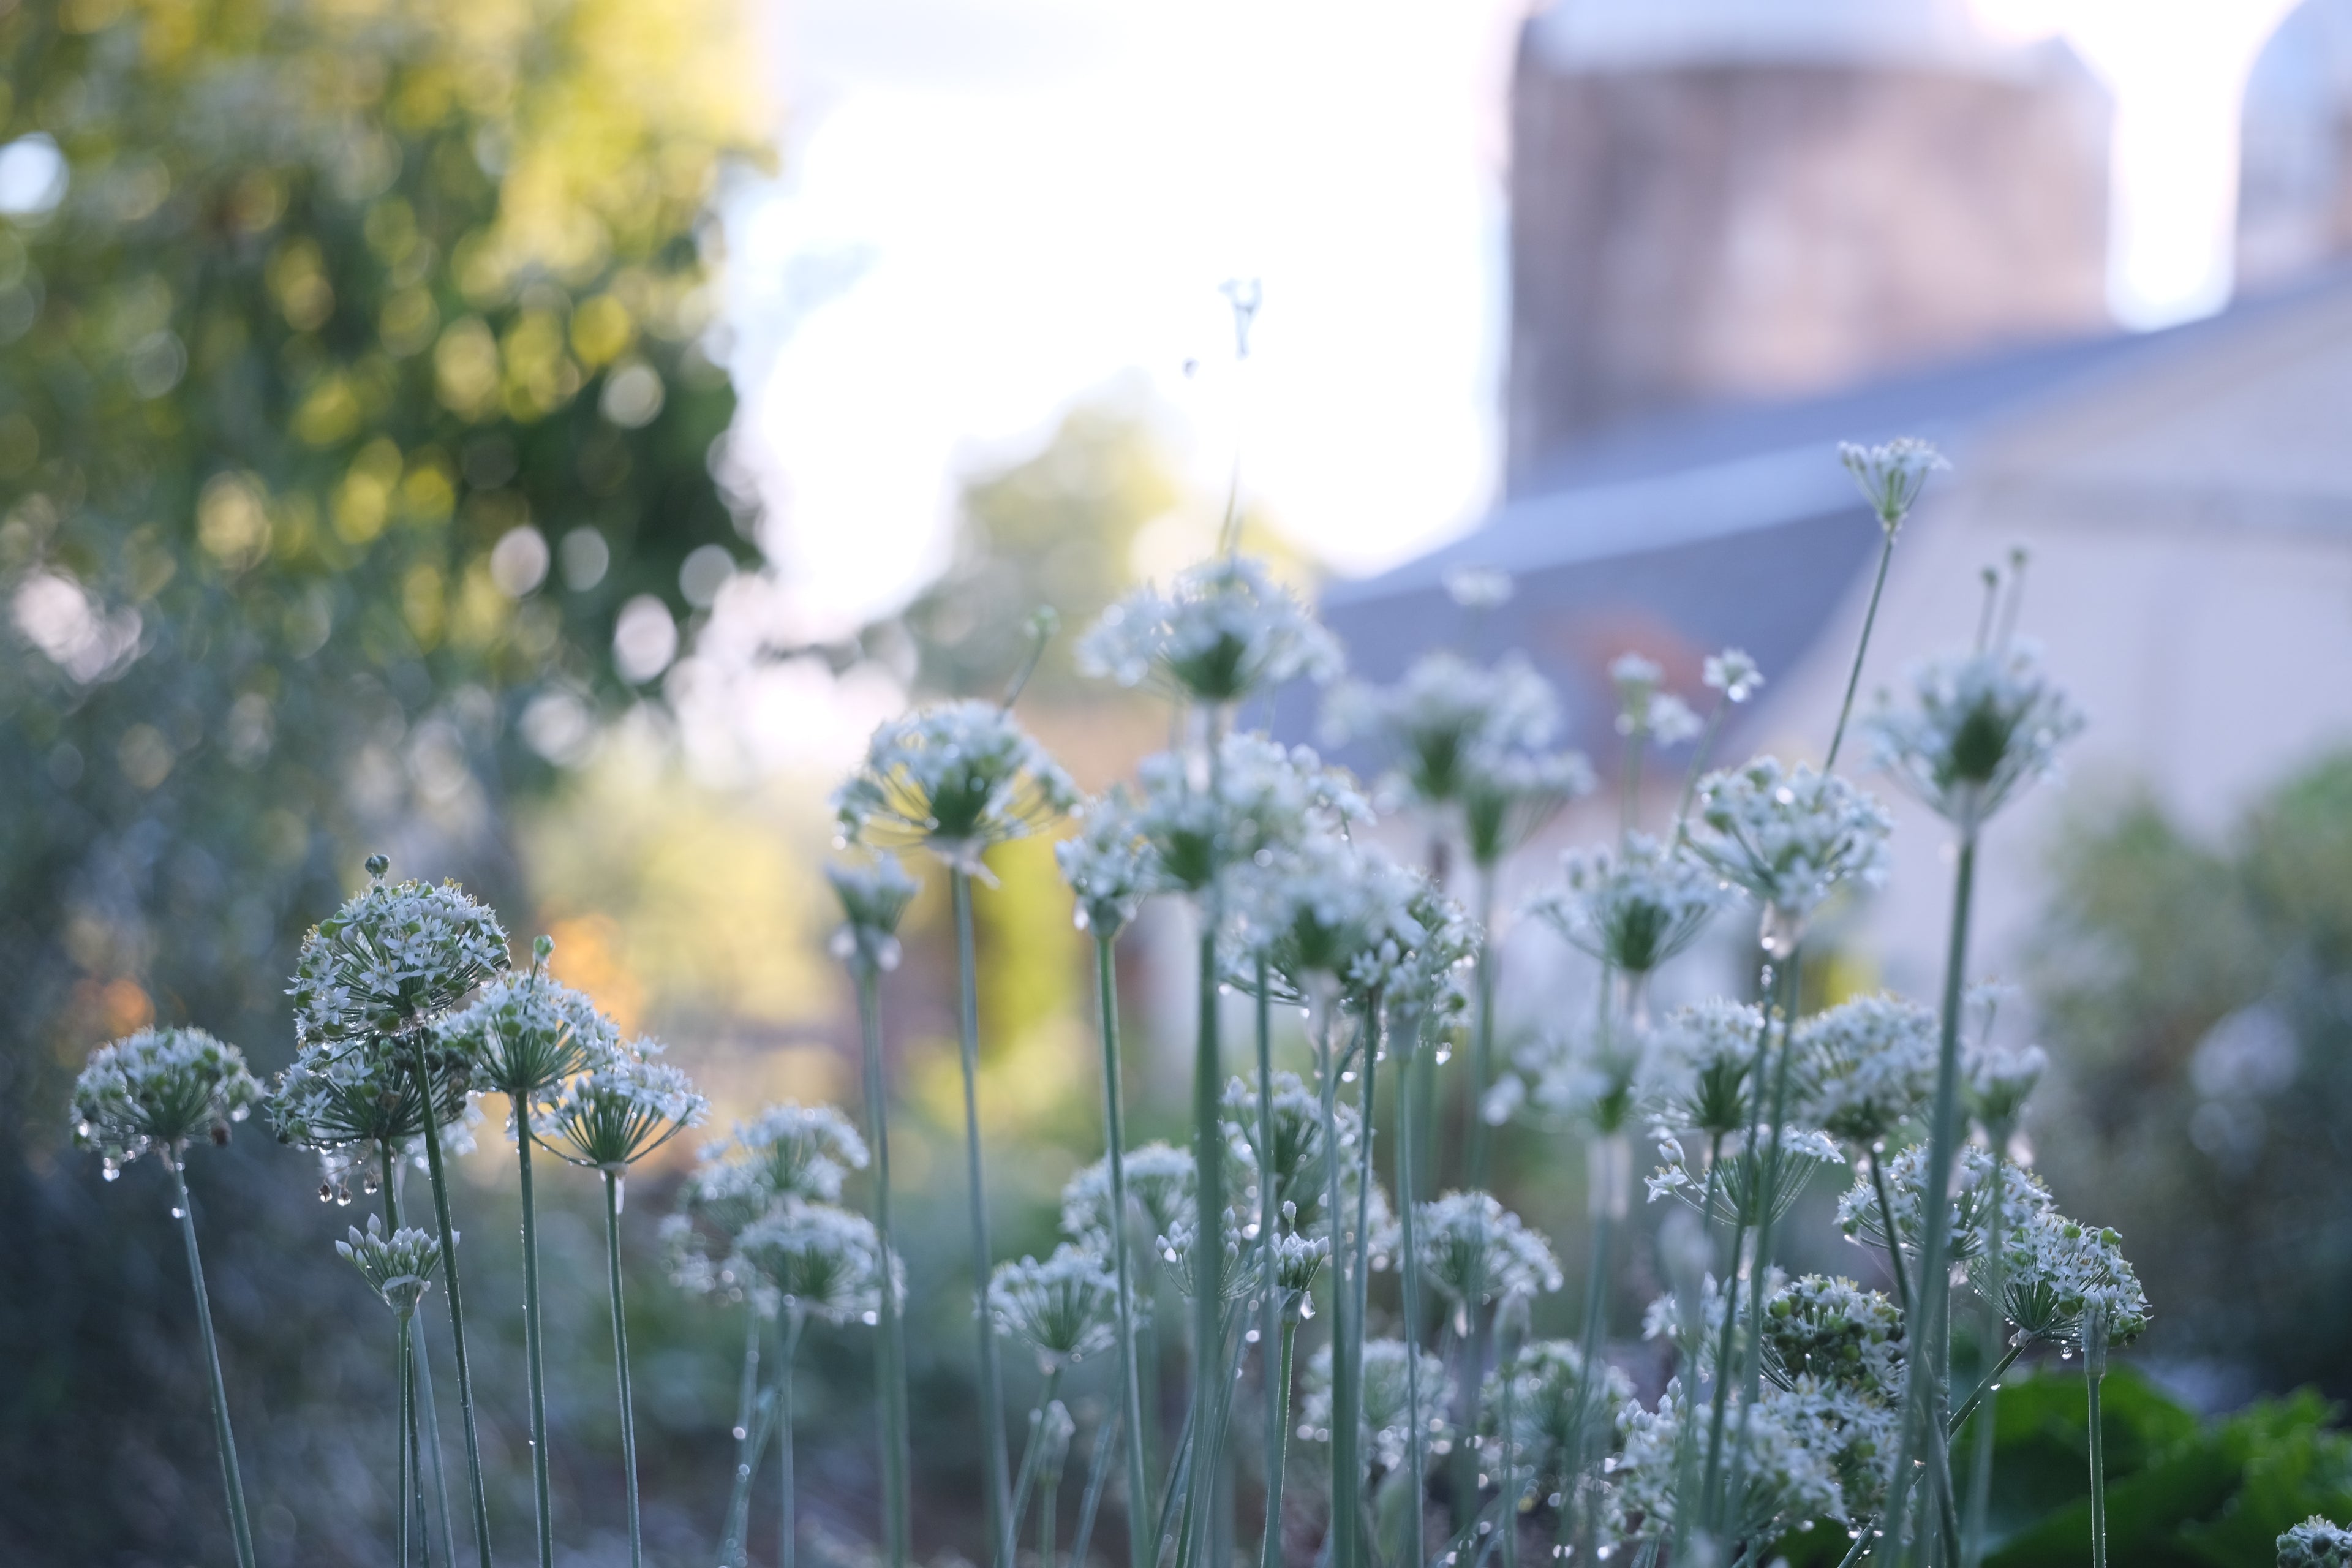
2030,754,2352,1400
0,0,767,1556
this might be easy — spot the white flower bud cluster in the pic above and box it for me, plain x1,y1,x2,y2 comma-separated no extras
1412,1191,1565,1320
288,864,508,1047
736,1200,889,1327
1528,831,1725,977
1686,756,1893,927
833,699,1078,871
71,1027,261,1174
1795,993,1936,1147
539,1046,707,1174
824,853,918,973
1864,639,2084,830
1079,555,1341,705
337,1213,442,1319
1300,1340,1460,1471
987,1243,1125,1370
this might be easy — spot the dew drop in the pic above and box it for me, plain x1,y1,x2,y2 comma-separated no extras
318,1183,334,1202
1340,1070,1357,1084
732,1425,748,1441
170,1206,186,1219
336,1188,354,1207
862,1310,879,1326
1434,1047,1452,1065
102,1162,121,1183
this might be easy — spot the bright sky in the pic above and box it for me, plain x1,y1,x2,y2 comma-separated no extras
687,0,2313,775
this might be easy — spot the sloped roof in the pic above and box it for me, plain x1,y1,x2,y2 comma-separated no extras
1311,271,2352,756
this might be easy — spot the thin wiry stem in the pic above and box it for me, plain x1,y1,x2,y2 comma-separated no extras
1073,1409,1122,1568
1866,1150,1913,1318
1317,999,1362,1568
952,870,1016,1568
1253,954,1286,1568
603,1170,644,1568
1562,1202,1616,1556
855,966,913,1568
398,1312,415,1568
780,1310,805,1568
380,1143,456,1568
1395,1012,1428,1568
1188,917,1227,1568
1883,835,1978,1563
1824,529,1897,773
1260,1321,1298,1568
1727,954,1804,1529
721,1308,764,1567
1698,989,1777,1533
1459,869,1499,1546
1008,1368,1068,1544
1961,1150,2010,1567
166,1159,257,1568
408,1032,496,1568
2087,1367,2108,1568
1095,934,1155,1568
517,1123,555,1568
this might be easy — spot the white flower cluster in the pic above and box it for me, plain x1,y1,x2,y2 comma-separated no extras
833,699,1078,870
1055,788,1156,937
437,944,620,1109
1649,999,1762,1140
1839,437,1948,530
1079,554,1342,704
1232,834,1428,1006
1412,1191,1564,1323
668,1101,878,1308
1864,640,2084,829
1482,1339,1635,1491
1610,1379,1848,1547
1836,1142,2054,1267
1610,652,1703,747
1499,1022,1648,1139
539,1046,707,1174
1219,1074,1356,1240
736,1200,887,1327
1060,1140,1199,1250
1978,1211,2151,1354
1686,756,1893,926
987,1243,1125,1370
1130,732,1367,899
1795,993,1935,1147
268,1031,479,1199
1300,1340,1460,1471
337,1213,442,1319
288,861,509,1047
71,1027,262,1172
1965,1039,2047,1138
1650,1125,1845,1230
1320,650,1558,810
2279,1516,2352,1568
824,853,919,973
1528,832,1725,976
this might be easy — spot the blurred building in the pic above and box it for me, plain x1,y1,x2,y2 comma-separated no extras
2241,0,2352,293
1324,274,2352,999
1507,0,2111,486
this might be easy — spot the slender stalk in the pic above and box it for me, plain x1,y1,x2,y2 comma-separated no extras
1824,529,1896,773
1253,954,1286,1568
1948,1342,2023,1440
1698,978,1779,1531
1394,1012,1428,1568
1458,869,1499,1547
2086,1362,2108,1568
1883,834,1978,1564
780,1310,805,1568
602,1170,644,1568
1042,1449,1061,1568
166,1159,258,1568
1866,1150,1913,1318
1727,953,1804,1534
1316,1000,1362,1568
1260,1320,1299,1568
1833,1526,1874,1568
1961,1149,2010,1568
514,1125,555,1568
409,1031,497,1568
399,1313,415,1568
381,1143,457,1568
1350,1009,1383,1423
1091,933,1156,1568
1074,1410,1122,1568
1620,726,1645,835
1009,1368,1069,1541
854,966,914,1568
1673,697,1732,832
1189,919,1227,1568
721,1308,764,1567
1561,1199,1615,1555
953,869,1016,1568
1494,1322,1520,1568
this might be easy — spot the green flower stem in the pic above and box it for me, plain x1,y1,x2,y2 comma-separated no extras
1459,867,1498,1547
1699,989,1780,1532
1188,918,1227,1568
854,965,913,1568
780,1309,805,1568
1041,1452,1060,1568
1260,1320,1298,1568
398,1312,415,1568
1883,832,1978,1564
1961,1153,2011,1568
601,1169,644,1568
1072,1409,1121,1568
1948,1342,2023,1440
1562,1198,1616,1555
1009,1368,1068,1542
409,1031,497,1568
1866,1149,1913,1317
720,1308,764,1567
1394,1012,1428,1568
1728,951,1804,1535
1495,1325,1521,1568
165,1158,257,1568
516,1123,555,1568
1096,933,1155,1568
1254,955,1283,1568
380,1144,458,1568
2086,1355,2108,1568
1316,999,1362,1568
952,869,1016,1568
1833,1525,1874,1568
1824,527,1897,774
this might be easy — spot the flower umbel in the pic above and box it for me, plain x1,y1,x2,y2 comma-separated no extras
540,1049,708,1173
1413,1191,1564,1328
339,1213,443,1318
988,1244,1125,1370
1866,640,2084,829
436,938,618,1106
288,857,509,1046
73,1027,262,1169
1840,437,1948,531
1529,832,1724,976
1796,993,1936,1147
826,853,919,973
736,1201,886,1325
1321,651,1558,809
833,700,1077,873
1056,788,1158,938
2278,1517,2352,1568
1686,756,1892,937
1079,554,1341,704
